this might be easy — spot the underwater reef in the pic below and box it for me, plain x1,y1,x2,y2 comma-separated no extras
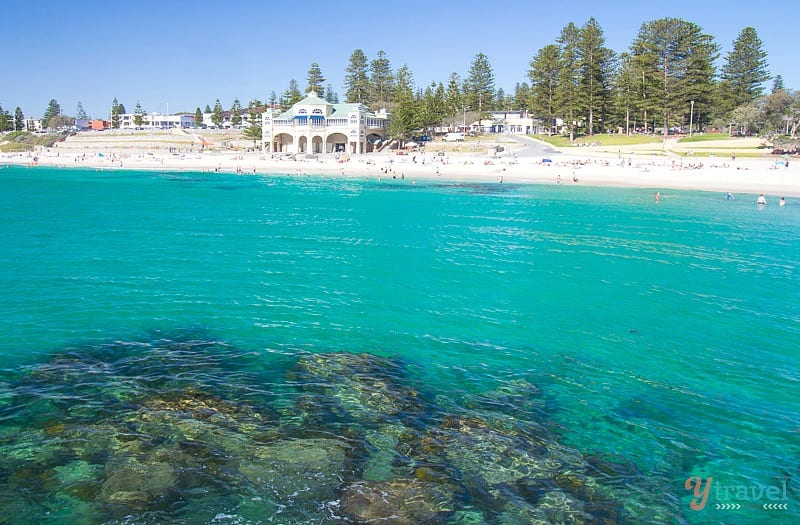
0,331,638,524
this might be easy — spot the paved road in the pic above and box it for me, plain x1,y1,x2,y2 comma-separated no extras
502,134,561,158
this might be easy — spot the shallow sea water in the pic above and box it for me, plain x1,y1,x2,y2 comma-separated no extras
0,165,798,524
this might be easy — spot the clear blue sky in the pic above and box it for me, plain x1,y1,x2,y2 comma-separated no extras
4,0,796,119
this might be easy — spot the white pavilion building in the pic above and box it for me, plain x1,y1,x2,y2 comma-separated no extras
262,91,389,154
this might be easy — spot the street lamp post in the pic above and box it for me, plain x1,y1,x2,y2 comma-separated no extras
689,100,695,137
462,105,469,133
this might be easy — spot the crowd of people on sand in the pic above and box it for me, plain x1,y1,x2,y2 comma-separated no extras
3,138,799,203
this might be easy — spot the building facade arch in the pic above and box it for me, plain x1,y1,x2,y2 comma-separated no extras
262,91,388,154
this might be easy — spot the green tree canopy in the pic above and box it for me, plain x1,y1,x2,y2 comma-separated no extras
465,52,495,115
578,17,615,134
110,98,122,129
306,62,325,97
344,49,370,104
133,101,145,127
772,75,785,94
231,98,242,126
387,65,417,141
631,18,718,138
211,99,224,127
444,72,463,117
280,79,303,108
14,107,25,131
370,50,393,109
243,99,263,147
720,27,770,113
43,99,62,129
325,84,338,103
528,44,561,133
419,82,447,134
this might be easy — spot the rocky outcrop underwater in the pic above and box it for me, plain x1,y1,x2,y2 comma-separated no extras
0,332,635,524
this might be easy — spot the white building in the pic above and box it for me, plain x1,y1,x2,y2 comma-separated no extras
200,111,259,129
262,91,389,154
485,111,544,135
118,113,194,130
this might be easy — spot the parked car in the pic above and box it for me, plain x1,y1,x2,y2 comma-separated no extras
443,132,465,142
412,135,432,142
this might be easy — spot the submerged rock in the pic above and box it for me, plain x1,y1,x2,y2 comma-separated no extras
290,352,426,422
340,477,457,524
99,458,176,509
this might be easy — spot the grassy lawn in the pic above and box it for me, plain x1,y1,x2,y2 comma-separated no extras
678,151,764,158
0,131,66,152
677,132,732,143
534,134,661,148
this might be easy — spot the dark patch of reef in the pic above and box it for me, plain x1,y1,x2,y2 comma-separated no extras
0,331,632,524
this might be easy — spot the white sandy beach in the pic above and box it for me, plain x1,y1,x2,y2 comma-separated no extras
2,131,798,199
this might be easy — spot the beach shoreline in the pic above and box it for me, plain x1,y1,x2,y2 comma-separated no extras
2,134,798,199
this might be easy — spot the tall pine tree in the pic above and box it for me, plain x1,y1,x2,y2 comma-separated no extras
578,17,615,135
344,49,370,104
720,27,770,113
43,99,62,129
211,99,224,127
465,52,495,115
556,23,581,140
387,65,417,142
528,45,561,134
369,50,393,109
231,98,242,126
306,63,325,97
631,18,718,139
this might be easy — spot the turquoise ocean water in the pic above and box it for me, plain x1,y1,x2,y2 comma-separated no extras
0,165,798,524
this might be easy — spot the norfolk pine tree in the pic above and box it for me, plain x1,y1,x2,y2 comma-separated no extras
631,18,718,140
133,101,145,127
344,49,370,104
370,50,393,109
14,107,24,131
720,27,770,114
110,98,122,129
43,99,62,129
211,99,224,127
231,98,243,126
387,65,417,143
578,17,615,135
280,79,303,108
243,99,263,148
528,44,561,134
306,63,325,97
556,23,581,140
465,52,495,116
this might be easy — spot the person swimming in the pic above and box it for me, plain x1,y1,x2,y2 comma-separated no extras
757,194,767,205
